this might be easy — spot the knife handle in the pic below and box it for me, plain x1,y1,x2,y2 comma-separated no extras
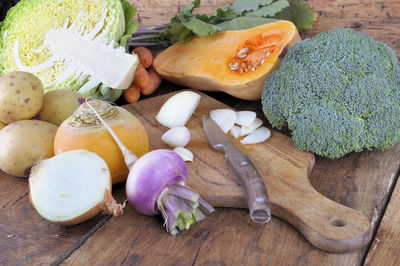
225,154,271,224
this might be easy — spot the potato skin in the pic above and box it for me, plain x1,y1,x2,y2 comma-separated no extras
37,89,85,126
0,120,57,177
0,71,44,124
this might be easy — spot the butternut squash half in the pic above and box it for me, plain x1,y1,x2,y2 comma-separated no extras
153,20,301,100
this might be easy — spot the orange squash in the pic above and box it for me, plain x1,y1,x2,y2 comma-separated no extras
153,20,301,100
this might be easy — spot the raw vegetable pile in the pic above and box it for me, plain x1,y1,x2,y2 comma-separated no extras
2,0,399,242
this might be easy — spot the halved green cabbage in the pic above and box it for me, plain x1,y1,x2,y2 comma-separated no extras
0,0,138,101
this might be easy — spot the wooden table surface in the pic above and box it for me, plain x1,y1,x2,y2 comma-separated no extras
1,0,400,265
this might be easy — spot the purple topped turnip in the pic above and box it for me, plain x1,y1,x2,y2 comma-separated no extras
126,149,214,235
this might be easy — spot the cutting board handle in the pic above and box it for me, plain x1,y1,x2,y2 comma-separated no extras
271,183,372,253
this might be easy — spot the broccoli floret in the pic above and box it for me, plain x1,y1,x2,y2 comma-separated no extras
261,28,400,158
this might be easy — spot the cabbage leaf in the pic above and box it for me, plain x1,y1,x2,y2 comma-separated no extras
0,0,139,102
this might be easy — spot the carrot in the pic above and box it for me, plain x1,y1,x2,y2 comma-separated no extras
141,67,162,96
132,64,162,96
132,47,153,68
123,83,141,103
133,64,151,89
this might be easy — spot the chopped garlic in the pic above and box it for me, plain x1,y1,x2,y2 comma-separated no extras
173,147,193,162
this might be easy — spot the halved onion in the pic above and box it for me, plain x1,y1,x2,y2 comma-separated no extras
29,150,124,225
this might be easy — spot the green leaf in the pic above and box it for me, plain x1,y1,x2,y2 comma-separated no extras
121,0,136,26
207,7,238,24
182,17,221,37
179,28,193,42
120,21,138,47
161,22,189,44
274,0,317,32
231,0,274,14
182,0,201,17
216,17,278,31
120,0,138,47
195,14,212,23
244,0,289,17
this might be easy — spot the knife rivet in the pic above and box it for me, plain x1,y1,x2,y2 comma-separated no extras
255,197,264,202
240,161,248,166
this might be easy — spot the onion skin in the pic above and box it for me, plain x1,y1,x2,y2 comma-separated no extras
126,149,187,215
54,102,149,184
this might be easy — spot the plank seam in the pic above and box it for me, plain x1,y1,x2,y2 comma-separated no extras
50,215,113,266
191,210,223,266
360,164,400,265
9,192,28,208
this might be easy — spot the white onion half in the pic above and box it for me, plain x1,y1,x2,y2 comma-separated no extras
156,91,201,128
29,150,124,225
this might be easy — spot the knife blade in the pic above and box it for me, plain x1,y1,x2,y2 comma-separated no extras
202,115,271,223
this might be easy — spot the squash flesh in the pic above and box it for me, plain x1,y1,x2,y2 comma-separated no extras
153,21,300,100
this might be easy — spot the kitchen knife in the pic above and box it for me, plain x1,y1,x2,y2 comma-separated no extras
202,115,271,223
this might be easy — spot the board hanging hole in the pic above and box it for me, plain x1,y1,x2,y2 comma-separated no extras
330,217,347,227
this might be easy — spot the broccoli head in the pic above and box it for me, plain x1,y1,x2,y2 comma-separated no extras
261,28,400,158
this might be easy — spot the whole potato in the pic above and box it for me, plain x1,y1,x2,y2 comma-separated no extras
0,71,44,124
0,120,57,177
37,89,85,126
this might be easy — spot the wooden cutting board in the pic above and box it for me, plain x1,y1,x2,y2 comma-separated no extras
124,90,372,253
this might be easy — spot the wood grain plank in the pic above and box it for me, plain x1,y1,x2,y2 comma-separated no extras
364,175,400,266
0,172,115,265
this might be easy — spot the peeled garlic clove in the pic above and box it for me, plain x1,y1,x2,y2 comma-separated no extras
210,109,237,133
173,147,194,162
156,91,201,128
236,111,256,127
230,126,241,139
161,126,190,147
240,127,271,145
29,150,124,225
240,118,263,136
